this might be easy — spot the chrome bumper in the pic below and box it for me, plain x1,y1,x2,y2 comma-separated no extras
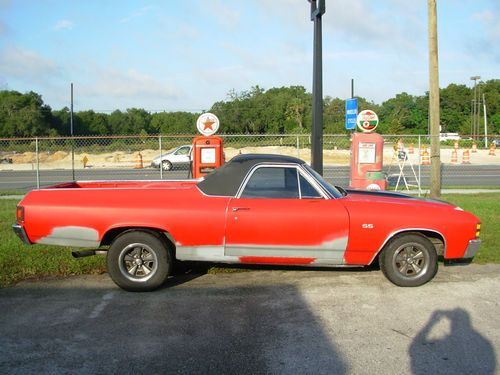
464,239,481,259
12,224,31,245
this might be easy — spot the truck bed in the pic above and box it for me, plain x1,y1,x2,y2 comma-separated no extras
46,180,199,190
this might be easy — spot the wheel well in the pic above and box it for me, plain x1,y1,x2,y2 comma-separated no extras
100,227,176,255
372,230,445,264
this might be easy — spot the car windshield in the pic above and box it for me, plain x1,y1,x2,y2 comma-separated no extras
303,164,344,198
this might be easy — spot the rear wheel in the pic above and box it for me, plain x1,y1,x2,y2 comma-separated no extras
107,231,172,292
379,234,438,287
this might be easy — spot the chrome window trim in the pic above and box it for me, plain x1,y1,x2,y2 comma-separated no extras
235,163,327,199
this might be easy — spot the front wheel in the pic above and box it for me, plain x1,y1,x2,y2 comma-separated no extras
161,160,173,171
379,234,438,287
107,231,172,292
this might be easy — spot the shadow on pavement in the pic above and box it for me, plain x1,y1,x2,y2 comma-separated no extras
0,282,347,374
409,308,496,374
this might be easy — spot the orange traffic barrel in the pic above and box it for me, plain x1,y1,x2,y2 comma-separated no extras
462,150,471,164
451,150,458,164
408,144,414,154
421,150,430,165
489,144,496,156
454,141,459,150
471,142,477,153
135,153,143,169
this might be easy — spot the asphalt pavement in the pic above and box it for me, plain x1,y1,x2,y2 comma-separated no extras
1,164,500,192
1,265,499,374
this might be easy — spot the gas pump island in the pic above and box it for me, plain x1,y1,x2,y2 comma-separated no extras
191,113,225,179
349,110,387,191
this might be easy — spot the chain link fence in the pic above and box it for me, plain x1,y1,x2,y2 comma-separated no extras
1,134,499,193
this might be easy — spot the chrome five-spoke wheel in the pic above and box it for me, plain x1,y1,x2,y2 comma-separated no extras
107,231,172,292
380,234,438,287
119,243,158,281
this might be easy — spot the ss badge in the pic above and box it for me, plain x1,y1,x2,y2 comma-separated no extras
362,224,374,229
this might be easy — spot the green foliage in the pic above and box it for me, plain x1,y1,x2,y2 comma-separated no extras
0,80,499,137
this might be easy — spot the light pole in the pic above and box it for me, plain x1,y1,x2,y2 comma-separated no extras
308,0,325,175
470,76,480,138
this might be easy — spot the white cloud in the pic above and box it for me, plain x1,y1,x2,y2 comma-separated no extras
119,5,155,23
53,19,74,31
81,67,182,101
204,0,241,29
0,46,61,81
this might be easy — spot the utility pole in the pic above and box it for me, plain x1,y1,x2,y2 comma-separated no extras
428,0,441,198
70,83,75,181
470,76,480,138
483,93,488,148
309,0,325,175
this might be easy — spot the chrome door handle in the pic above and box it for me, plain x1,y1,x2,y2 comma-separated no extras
232,207,250,212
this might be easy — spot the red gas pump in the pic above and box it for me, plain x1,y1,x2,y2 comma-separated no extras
349,110,387,190
191,113,225,179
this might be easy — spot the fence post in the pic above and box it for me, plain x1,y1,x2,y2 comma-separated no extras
418,135,421,196
296,135,300,159
159,135,163,180
35,137,40,189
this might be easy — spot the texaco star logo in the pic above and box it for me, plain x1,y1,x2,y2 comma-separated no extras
196,113,220,136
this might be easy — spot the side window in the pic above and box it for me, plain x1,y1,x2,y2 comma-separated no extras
299,174,322,199
241,167,299,199
175,147,190,155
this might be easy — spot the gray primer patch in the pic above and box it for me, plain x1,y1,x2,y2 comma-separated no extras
37,226,100,248
225,236,349,260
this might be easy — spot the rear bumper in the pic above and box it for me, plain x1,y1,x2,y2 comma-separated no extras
12,224,31,245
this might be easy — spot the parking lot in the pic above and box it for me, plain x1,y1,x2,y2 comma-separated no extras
1,264,499,374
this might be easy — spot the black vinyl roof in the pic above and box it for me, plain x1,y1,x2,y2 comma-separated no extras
197,154,306,197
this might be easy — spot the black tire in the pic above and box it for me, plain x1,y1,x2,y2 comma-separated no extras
379,234,438,287
161,160,173,171
107,231,172,292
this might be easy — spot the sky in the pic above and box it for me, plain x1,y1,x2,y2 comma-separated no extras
0,0,499,112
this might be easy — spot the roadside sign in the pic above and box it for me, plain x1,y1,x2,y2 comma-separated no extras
356,110,379,132
345,98,358,130
196,113,220,136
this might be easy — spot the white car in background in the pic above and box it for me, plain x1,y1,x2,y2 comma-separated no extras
150,145,192,171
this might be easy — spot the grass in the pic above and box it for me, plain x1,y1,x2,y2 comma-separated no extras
0,191,25,196
0,193,498,287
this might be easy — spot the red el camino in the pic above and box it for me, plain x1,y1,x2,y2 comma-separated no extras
12,154,481,291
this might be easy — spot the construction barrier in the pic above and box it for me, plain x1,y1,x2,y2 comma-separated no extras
421,150,430,165
472,143,477,153
135,153,143,169
408,144,414,154
462,150,470,164
420,144,426,153
454,141,459,150
451,150,458,164
489,144,496,156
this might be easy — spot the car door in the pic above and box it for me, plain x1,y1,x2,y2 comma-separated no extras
172,146,192,163
224,165,350,265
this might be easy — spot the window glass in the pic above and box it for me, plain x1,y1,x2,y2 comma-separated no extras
299,174,322,198
303,164,343,198
241,167,299,199
175,147,190,155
